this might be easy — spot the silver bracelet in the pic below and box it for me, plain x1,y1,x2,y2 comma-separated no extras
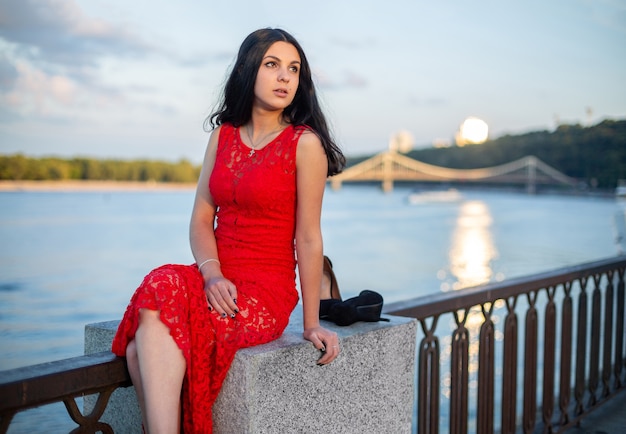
197,258,220,270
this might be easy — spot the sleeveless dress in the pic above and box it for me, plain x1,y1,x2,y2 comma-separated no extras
111,123,304,433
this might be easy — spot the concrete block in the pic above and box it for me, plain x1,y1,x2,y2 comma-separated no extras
84,320,142,433
85,310,417,433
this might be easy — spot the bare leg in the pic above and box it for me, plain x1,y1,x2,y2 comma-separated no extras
126,340,148,430
134,309,186,434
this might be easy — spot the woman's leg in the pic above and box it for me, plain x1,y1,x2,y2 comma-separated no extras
126,340,148,430
134,308,186,434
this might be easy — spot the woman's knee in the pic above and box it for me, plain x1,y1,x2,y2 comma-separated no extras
138,307,160,322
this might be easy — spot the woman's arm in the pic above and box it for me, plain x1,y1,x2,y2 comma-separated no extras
295,130,339,365
189,126,238,318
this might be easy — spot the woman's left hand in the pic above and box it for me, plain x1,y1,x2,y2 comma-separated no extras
303,326,340,365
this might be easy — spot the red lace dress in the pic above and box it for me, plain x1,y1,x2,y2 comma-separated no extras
112,123,304,433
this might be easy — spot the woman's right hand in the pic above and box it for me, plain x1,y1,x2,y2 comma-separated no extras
303,325,340,365
204,276,239,319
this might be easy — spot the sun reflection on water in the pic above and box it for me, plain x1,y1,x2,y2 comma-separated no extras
441,200,498,291
438,200,505,403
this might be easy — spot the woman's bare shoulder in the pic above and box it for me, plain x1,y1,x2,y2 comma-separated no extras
296,126,323,149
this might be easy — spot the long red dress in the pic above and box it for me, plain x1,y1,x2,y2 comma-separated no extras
112,123,304,432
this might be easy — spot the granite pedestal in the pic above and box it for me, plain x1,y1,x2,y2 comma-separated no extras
84,309,417,433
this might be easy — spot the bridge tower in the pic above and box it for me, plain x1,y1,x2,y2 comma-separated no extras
526,156,537,194
382,151,393,192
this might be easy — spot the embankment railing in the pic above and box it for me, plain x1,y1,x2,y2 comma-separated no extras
0,352,130,434
385,255,626,433
1,256,625,433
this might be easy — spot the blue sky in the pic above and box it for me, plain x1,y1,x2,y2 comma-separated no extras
0,0,624,162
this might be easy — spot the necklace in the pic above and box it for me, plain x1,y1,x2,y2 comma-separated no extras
244,125,284,157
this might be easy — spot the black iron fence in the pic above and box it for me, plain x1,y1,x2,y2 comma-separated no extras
385,255,626,433
0,352,130,434
1,256,625,433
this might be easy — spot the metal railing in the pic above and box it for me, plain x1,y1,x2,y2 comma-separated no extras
1,256,624,433
385,255,626,433
0,352,131,434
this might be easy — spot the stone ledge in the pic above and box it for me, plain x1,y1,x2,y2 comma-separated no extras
85,309,417,433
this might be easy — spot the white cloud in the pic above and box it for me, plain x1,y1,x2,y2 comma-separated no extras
5,61,77,114
0,0,195,125
314,69,369,90
0,0,151,67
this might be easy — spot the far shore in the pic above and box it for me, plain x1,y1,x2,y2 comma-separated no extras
0,180,197,192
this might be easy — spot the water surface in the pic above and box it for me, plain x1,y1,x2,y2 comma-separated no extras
0,186,619,433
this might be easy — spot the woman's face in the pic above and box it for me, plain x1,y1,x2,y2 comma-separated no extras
253,41,301,112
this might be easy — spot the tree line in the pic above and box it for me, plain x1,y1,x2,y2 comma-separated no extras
343,119,625,190
0,155,201,183
1,119,624,189
403,119,626,190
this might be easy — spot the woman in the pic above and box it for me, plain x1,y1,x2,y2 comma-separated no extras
111,28,346,433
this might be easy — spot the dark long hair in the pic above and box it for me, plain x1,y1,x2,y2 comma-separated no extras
205,28,345,176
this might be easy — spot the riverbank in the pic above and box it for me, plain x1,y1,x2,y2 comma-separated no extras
0,180,197,192
0,180,616,198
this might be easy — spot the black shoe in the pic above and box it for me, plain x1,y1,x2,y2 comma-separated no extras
320,298,342,319
328,290,390,326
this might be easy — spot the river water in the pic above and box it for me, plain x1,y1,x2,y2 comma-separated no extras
0,185,620,432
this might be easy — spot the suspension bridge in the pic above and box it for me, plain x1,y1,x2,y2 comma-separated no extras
329,151,578,193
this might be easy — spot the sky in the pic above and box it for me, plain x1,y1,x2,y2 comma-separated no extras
0,0,625,162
